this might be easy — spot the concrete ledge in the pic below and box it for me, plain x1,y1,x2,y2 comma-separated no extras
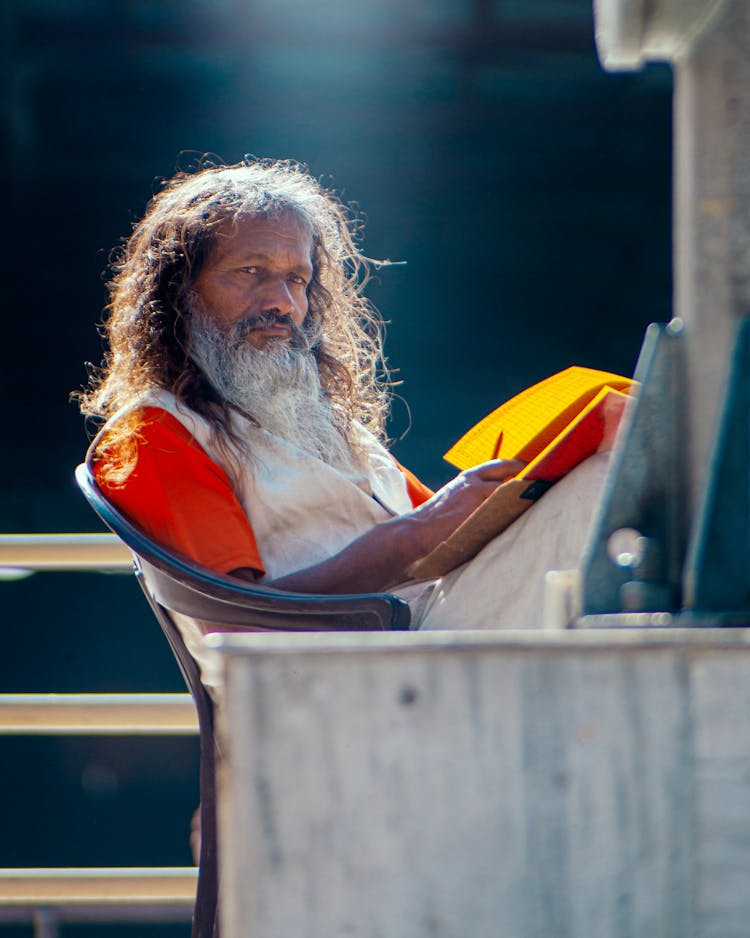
213,625,750,937
206,624,750,656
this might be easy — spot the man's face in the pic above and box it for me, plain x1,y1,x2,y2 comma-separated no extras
192,212,314,349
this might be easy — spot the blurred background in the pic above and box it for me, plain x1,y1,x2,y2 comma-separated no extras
1,0,671,934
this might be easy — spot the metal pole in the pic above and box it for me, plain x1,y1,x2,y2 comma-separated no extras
32,909,58,938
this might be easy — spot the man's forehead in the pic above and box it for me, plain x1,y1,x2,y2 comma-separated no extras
211,211,313,254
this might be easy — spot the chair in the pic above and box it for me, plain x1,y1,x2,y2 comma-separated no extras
74,460,410,938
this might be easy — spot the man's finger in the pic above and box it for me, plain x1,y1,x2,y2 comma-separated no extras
470,459,527,481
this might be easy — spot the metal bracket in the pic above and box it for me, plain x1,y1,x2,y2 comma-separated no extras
579,320,687,616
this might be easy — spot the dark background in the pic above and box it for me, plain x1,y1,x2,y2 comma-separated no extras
1,1,672,934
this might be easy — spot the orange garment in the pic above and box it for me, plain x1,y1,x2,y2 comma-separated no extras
95,408,433,577
391,457,434,513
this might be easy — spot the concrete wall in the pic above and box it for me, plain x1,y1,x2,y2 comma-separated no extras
214,629,750,938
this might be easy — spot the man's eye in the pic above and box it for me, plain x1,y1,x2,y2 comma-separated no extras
239,266,259,275
289,274,307,286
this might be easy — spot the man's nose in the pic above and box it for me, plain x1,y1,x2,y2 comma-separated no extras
258,278,303,322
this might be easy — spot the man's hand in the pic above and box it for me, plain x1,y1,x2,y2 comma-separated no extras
238,458,526,595
405,459,526,557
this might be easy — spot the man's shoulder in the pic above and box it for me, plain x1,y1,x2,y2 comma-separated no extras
93,395,214,491
131,406,201,449
103,390,212,449
350,420,392,458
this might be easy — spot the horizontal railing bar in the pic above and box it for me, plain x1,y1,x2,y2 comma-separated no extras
0,694,197,734
0,534,132,571
0,905,192,923
0,867,197,904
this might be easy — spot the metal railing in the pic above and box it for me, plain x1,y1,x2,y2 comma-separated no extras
0,868,197,932
0,534,199,937
0,533,132,571
0,693,197,734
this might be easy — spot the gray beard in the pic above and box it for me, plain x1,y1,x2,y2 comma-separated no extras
189,305,361,474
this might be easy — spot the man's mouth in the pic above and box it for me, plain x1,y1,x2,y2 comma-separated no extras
236,314,295,338
253,322,293,339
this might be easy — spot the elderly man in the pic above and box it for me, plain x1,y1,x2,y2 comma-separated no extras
80,158,608,634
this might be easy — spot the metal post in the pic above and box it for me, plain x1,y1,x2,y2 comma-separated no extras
32,909,59,938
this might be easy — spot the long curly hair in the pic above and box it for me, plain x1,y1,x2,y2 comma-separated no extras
78,158,391,475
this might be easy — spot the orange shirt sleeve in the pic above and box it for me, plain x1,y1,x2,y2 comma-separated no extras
391,457,434,507
94,408,265,576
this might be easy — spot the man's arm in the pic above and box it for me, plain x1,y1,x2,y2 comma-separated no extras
231,459,524,593
98,409,522,593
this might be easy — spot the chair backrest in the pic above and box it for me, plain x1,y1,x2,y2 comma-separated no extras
74,458,410,938
74,462,411,633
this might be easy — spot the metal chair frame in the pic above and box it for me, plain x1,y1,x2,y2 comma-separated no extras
74,458,410,938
